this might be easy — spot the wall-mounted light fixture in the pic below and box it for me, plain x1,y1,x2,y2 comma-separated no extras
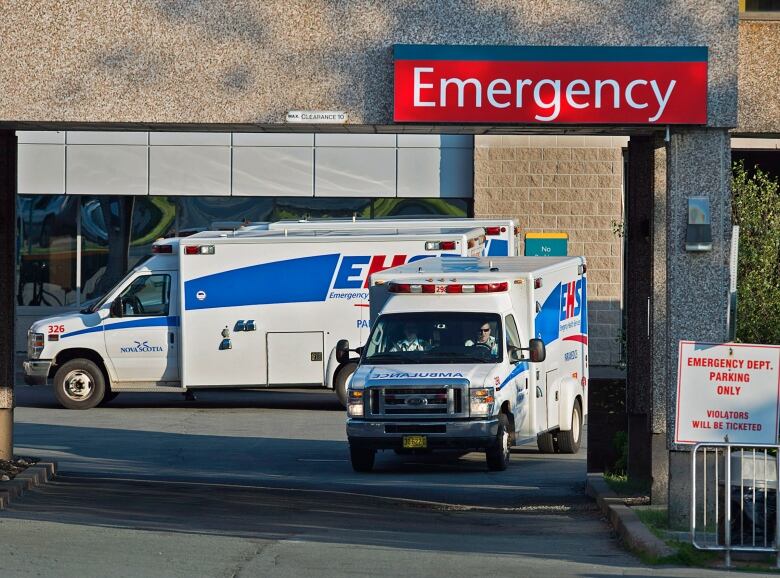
686,197,712,252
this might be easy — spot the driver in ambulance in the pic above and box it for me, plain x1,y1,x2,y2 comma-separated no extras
465,322,498,355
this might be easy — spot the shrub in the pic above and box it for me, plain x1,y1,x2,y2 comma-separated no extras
732,161,780,345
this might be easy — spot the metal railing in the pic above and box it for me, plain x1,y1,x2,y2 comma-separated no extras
691,442,780,568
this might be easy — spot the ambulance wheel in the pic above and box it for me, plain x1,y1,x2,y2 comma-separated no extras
537,431,556,454
557,400,583,454
350,446,375,472
53,359,106,410
486,413,511,471
335,362,358,409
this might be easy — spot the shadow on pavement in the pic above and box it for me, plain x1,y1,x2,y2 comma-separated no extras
2,475,614,565
17,385,345,411
15,422,588,507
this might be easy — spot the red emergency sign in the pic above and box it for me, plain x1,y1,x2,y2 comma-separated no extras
394,45,708,125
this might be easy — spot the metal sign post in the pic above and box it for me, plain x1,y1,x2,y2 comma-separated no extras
727,226,740,341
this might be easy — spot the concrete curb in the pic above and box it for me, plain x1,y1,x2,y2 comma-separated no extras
586,473,674,559
0,462,57,509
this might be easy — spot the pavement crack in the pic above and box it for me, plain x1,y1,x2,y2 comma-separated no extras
223,540,270,578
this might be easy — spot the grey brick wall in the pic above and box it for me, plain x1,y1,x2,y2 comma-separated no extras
474,135,626,366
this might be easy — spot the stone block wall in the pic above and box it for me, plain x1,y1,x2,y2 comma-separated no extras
473,135,627,367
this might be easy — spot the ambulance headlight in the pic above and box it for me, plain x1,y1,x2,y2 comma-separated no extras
28,331,45,359
347,389,365,417
470,387,495,417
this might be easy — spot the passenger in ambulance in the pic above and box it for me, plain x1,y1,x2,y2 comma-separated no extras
465,322,498,355
390,322,428,352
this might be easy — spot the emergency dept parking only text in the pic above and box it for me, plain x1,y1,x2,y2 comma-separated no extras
675,341,780,445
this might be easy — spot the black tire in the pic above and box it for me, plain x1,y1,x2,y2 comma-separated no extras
334,362,358,409
537,431,556,454
486,413,511,471
53,359,106,410
557,400,583,454
350,446,375,472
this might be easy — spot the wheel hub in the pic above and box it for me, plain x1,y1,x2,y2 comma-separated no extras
63,370,94,401
573,409,581,443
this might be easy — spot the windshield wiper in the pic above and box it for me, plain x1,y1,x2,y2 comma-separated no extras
366,353,418,363
425,354,492,363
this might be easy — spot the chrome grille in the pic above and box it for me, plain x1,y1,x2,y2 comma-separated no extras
367,384,467,418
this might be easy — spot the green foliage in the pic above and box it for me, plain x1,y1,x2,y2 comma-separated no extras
611,430,628,475
732,162,780,345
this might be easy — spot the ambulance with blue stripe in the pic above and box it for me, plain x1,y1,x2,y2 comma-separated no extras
343,256,588,472
23,227,484,409
265,218,520,257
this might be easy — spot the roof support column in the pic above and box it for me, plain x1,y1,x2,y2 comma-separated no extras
628,127,732,523
664,127,732,527
0,130,16,460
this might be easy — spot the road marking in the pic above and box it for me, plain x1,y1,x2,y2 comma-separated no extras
297,458,348,462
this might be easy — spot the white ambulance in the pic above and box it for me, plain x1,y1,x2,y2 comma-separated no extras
342,256,588,472
264,218,520,257
23,228,484,409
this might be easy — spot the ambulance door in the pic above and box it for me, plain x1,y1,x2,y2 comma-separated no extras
267,332,325,385
545,368,560,429
504,314,529,434
103,272,180,383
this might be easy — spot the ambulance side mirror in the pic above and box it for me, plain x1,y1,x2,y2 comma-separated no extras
336,339,350,364
110,297,123,318
527,339,546,363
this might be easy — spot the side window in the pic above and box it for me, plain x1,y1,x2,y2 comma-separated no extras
119,275,170,317
505,314,522,351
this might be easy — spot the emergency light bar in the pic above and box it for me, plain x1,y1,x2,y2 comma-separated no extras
388,282,508,294
484,226,506,236
184,245,216,255
425,240,457,251
152,244,173,254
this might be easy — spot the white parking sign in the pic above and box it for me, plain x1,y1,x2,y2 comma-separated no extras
675,341,780,445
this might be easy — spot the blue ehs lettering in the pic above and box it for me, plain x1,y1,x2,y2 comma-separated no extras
334,256,370,289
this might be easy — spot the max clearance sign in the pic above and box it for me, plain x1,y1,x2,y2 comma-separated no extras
394,45,708,124
675,342,780,445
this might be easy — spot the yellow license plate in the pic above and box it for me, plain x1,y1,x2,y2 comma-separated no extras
403,435,427,449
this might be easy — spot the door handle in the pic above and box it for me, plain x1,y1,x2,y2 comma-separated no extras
170,332,175,344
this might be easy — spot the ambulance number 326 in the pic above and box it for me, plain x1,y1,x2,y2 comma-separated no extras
48,325,65,334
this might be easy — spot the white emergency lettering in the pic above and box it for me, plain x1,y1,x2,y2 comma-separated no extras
413,67,678,123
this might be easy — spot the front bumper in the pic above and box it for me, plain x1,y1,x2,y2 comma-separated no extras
347,417,499,450
23,360,52,386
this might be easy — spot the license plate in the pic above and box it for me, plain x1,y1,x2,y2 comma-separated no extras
403,435,427,449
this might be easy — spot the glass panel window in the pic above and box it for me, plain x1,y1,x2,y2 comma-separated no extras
505,314,522,351
364,312,503,364
81,196,176,303
272,197,371,221
16,195,78,306
129,196,176,266
118,274,170,317
372,198,471,218
81,196,133,302
176,197,274,235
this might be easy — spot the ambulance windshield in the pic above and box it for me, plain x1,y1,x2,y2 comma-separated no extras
363,312,503,364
